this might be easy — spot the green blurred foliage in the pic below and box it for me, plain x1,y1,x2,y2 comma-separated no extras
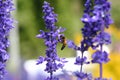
17,0,45,59
110,0,120,28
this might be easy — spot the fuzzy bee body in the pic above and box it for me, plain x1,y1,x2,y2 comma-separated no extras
61,39,67,50
59,35,67,50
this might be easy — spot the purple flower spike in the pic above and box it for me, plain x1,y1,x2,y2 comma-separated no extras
0,0,14,79
93,0,113,28
91,0,113,79
84,0,92,14
37,1,66,80
42,1,57,30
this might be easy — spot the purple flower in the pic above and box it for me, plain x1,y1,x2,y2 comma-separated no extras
67,40,79,50
36,56,44,65
37,1,66,80
92,50,110,64
92,32,111,48
45,77,59,80
0,0,14,79
81,0,113,51
81,13,91,23
66,0,94,79
84,0,92,14
42,1,57,30
80,0,113,79
93,0,113,28
64,1,94,79
74,56,89,65
45,62,58,73
90,0,113,79
74,71,92,80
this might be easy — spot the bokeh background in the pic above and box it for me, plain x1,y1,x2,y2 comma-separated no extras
6,0,120,80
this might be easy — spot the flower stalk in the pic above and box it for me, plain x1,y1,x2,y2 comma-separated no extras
91,0,113,79
67,0,113,79
36,1,66,80
0,0,14,79
67,0,93,79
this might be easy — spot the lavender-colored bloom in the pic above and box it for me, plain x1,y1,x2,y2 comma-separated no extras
92,50,110,64
74,71,92,80
42,1,57,30
92,32,111,49
66,0,113,79
0,0,14,79
45,77,59,80
84,0,92,14
91,0,113,63
75,0,113,79
81,0,99,52
91,0,113,79
74,56,89,65
65,0,94,79
93,0,113,28
37,1,66,80
80,0,113,50
66,0,94,79
67,40,80,50
81,0,113,51
74,71,87,80
36,56,44,65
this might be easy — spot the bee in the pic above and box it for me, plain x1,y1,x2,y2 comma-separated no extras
59,35,67,50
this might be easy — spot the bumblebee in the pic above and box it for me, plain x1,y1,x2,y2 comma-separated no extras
59,35,67,50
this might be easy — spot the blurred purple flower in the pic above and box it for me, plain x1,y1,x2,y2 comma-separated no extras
67,40,79,50
74,71,92,80
92,32,111,47
84,0,92,14
45,77,59,80
72,0,113,79
92,50,110,64
74,56,89,65
66,0,94,79
0,0,14,79
93,0,113,28
91,0,113,79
